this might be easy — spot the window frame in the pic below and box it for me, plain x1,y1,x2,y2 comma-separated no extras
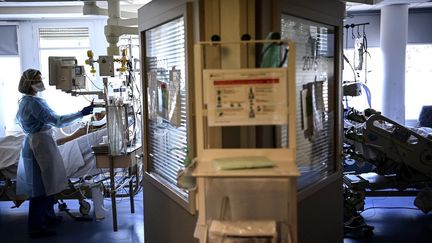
28,20,107,114
140,2,196,213
275,6,343,200
0,22,21,134
37,25,93,115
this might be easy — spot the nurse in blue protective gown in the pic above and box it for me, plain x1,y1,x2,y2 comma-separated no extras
15,68,94,238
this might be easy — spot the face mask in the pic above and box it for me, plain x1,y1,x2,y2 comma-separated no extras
31,82,45,92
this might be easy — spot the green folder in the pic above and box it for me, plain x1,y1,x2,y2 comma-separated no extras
213,156,276,170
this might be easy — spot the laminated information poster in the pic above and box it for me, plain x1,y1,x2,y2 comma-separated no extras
203,68,288,126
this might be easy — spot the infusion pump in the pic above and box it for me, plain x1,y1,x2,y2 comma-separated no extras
49,56,86,92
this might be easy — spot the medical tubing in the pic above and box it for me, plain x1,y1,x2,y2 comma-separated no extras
361,83,372,108
116,105,126,153
343,54,357,83
344,96,349,110
86,74,103,90
108,104,125,155
60,125,81,137
76,164,105,201
85,120,92,150
80,91,93,102
112,106,117,154
117,106,124,152
113,175,133,193
363,33,369,84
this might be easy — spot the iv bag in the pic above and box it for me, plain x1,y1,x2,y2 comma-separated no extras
107,104,126,155
354,37,364,70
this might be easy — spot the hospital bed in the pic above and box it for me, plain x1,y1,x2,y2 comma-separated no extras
0,127,143,220
343,108,432,237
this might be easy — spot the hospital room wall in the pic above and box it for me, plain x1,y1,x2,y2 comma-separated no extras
142,179,198,243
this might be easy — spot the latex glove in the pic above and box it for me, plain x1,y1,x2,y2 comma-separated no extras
80,102,94,116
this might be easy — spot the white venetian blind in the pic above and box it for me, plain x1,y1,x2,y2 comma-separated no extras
145,17,188,198
281,14,337,190
39,27,90,48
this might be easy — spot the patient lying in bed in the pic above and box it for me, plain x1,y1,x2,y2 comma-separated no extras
0,127,107,180
0,125,107,208
59,128,107,178
0,133,25,179
0,111,107,180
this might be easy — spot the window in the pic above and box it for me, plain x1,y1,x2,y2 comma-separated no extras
0,24,21,134
281,14,338,190
145,17,187,197
0,56,21,134
142,4,195,212
0,25,18,55
343,44,432,124
405,44,432,122
38,27,95,115
39,27,90,48
342,47,383,112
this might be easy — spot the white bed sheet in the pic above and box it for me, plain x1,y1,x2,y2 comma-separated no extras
0,128,107,179
65,128,107,178
0,134,25,170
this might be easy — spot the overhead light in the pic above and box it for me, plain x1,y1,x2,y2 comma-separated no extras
343,0,384,4
122,0,152,4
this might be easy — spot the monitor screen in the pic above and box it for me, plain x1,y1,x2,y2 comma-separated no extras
48,56,76,86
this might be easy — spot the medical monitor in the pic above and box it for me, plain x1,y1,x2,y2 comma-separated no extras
48,56,86,92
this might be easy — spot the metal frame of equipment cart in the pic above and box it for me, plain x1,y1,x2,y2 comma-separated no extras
94,138,142,231
192,40,299,243
92,77,143,231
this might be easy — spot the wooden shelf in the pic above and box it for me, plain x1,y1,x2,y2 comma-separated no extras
192,159,299,178
192,40,299,243
95,143,142,168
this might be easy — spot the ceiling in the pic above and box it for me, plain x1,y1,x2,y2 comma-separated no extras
346,0,432,12
0,1,150,9
0,0,152,19
0,0,431,17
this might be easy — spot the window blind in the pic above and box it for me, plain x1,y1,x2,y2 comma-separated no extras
281,14,336,190
0,25,18,55
38,27,90,49
39,27,89,38
145,17,188,199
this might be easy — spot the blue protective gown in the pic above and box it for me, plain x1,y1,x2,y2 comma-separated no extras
16,95,83,197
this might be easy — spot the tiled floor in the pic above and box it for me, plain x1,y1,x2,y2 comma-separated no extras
2,193,431,243
344,196,432,243
0,194,144,243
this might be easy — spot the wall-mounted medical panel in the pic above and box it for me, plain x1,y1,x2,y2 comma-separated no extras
203,68,288,127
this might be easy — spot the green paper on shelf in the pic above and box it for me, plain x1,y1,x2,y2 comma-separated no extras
212,156,276,170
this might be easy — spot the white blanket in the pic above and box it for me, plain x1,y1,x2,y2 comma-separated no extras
66,128,107,178
58,138,86,178
0,128,107,179
0,134,25,170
